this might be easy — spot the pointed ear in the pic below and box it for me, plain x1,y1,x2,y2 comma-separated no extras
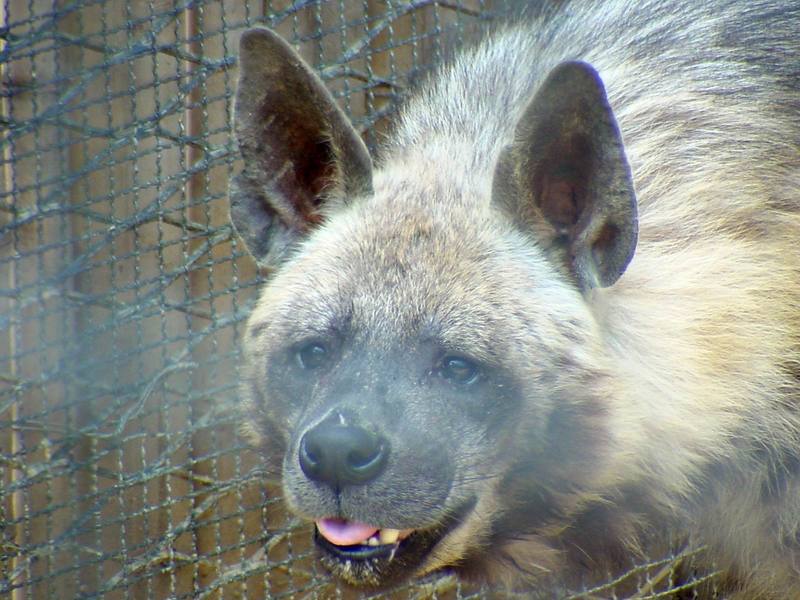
494,61,638,289
229,27,373,269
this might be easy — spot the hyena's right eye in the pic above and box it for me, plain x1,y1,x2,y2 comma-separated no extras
296,342,329,370
440,355,481,386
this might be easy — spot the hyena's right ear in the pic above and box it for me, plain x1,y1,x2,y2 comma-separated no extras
494,61,638,290
229,28,373,269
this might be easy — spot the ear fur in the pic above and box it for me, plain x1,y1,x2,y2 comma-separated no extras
229,27,373,269
494,61,638,289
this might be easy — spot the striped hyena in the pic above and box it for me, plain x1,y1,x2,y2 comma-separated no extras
228,0,800,596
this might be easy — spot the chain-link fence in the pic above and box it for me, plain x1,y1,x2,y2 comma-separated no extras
1,1,722,598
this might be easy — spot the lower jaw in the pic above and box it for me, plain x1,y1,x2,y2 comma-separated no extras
312,497,478,589
315,527,438,588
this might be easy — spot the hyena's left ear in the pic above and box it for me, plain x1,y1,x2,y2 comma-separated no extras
229,28,373,269
494,61,638,289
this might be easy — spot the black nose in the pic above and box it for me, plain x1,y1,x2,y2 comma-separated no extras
299,421,388,488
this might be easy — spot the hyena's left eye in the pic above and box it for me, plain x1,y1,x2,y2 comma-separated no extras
440,355,481,386
296,341,329,370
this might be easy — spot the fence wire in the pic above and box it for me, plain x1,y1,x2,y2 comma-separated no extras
0,1,722,598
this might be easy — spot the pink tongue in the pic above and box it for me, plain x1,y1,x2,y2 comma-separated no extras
316,518,379,546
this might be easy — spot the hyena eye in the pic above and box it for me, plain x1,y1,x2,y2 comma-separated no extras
440,355,481,386
296,342,329,370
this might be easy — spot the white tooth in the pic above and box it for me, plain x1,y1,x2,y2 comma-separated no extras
379,528,400,545
367,537,379,546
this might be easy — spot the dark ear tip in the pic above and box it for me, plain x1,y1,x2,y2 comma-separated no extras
239,27,274,52
238,27,304,82
555,60,599,75
239,27,296,69
548,60,604,92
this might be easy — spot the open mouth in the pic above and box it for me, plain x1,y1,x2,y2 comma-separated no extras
317,518,414,553
312,499,476,588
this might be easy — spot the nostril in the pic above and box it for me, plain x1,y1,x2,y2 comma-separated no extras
304,440,321,465
342,433,388,484
299,432,323,478
347,444,384,470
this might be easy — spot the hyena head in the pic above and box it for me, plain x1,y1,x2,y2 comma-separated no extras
230,28,638,589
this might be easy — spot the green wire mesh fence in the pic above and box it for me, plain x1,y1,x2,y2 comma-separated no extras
0,1,721,598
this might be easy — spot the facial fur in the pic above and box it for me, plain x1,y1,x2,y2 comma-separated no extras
239,172,620,584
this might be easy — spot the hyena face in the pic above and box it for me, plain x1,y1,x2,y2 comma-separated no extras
242,185,613,586
231,27,636,589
